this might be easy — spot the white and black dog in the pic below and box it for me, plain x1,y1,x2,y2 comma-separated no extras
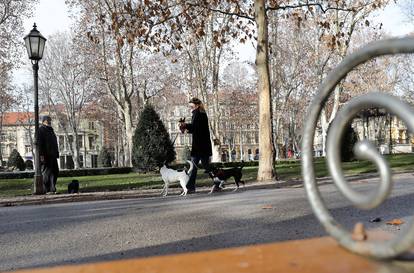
208,165,244,192
160,160,194,196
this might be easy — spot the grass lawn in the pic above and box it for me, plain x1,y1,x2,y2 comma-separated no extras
1,153,413,198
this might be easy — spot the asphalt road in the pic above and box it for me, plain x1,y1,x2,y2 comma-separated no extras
0,173,413,272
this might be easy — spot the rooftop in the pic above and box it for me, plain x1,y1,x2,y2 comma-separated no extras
1,112,34,126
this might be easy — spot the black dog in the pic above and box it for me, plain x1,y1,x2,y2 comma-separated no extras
68,179,79,194
208,166,245,191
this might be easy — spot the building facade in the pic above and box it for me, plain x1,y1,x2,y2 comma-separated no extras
160,102,260,163
0,112,34,166
313,112,414,157
55,119,104,169
0,112,104,169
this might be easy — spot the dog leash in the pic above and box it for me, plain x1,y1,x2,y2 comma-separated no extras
171,132,179,146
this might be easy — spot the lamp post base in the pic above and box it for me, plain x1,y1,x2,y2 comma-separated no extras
33,174,44,195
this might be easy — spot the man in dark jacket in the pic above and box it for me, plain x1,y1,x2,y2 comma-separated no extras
38,115,59,193
180,98,219,193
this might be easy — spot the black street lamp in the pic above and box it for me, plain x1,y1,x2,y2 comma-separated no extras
24,23,47,195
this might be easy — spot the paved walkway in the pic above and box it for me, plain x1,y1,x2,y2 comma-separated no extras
1,173,413,271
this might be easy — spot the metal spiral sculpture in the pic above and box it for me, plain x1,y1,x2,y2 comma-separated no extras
302,37,414,259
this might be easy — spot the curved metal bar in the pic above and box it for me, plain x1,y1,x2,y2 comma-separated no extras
302,37,414,259
326,93,414,209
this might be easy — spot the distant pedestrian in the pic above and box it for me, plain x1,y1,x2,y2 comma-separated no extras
38,115,59,193
179,98,219,193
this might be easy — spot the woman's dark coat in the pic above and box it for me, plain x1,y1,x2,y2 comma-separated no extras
185,108,212,157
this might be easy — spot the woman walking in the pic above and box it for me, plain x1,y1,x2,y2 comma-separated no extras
179,98,219,193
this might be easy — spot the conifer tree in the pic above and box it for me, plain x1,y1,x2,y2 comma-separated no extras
7,149,25,171
25,160,33,170
132,104,175,171
341,125,358,162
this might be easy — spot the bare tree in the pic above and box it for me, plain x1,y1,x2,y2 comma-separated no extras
0,0,38,69
309,0,391,156
66,0,393,181
0,81,15,164
14,84,35,159
182,13,236,162
267,0,392,158
39,32,95,169
399,0,414,22
67,0,145,167
0,0,37,164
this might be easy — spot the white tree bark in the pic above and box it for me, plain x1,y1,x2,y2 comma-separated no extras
255,0,275,181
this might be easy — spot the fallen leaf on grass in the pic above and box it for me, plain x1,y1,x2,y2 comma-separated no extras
386,219,404,226
261,205,273,209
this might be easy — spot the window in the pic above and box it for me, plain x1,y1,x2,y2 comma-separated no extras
59,136,64,150
8,132,16,142
88,122,95,130
8,144,15,155
180,135,184,145
24,132,31,143
92,155,98,168
78,135,83,148
247,133,252,144
0,133,6,142
89,136,94,150
25,145,32,154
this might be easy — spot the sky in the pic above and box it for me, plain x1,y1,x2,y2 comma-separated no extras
13,0,73,86
12,0,414,86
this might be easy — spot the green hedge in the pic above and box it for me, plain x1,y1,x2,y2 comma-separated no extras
0,167,132,180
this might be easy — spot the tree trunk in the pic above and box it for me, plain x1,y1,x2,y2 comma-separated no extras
0,114,3,164
320,86,340,156
239,128,244,161
255,0,275,181
115,123,121,167
211,138,221,162
210,34,223,163
228,143,232,162
123,101,134,167
72,131,81,169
